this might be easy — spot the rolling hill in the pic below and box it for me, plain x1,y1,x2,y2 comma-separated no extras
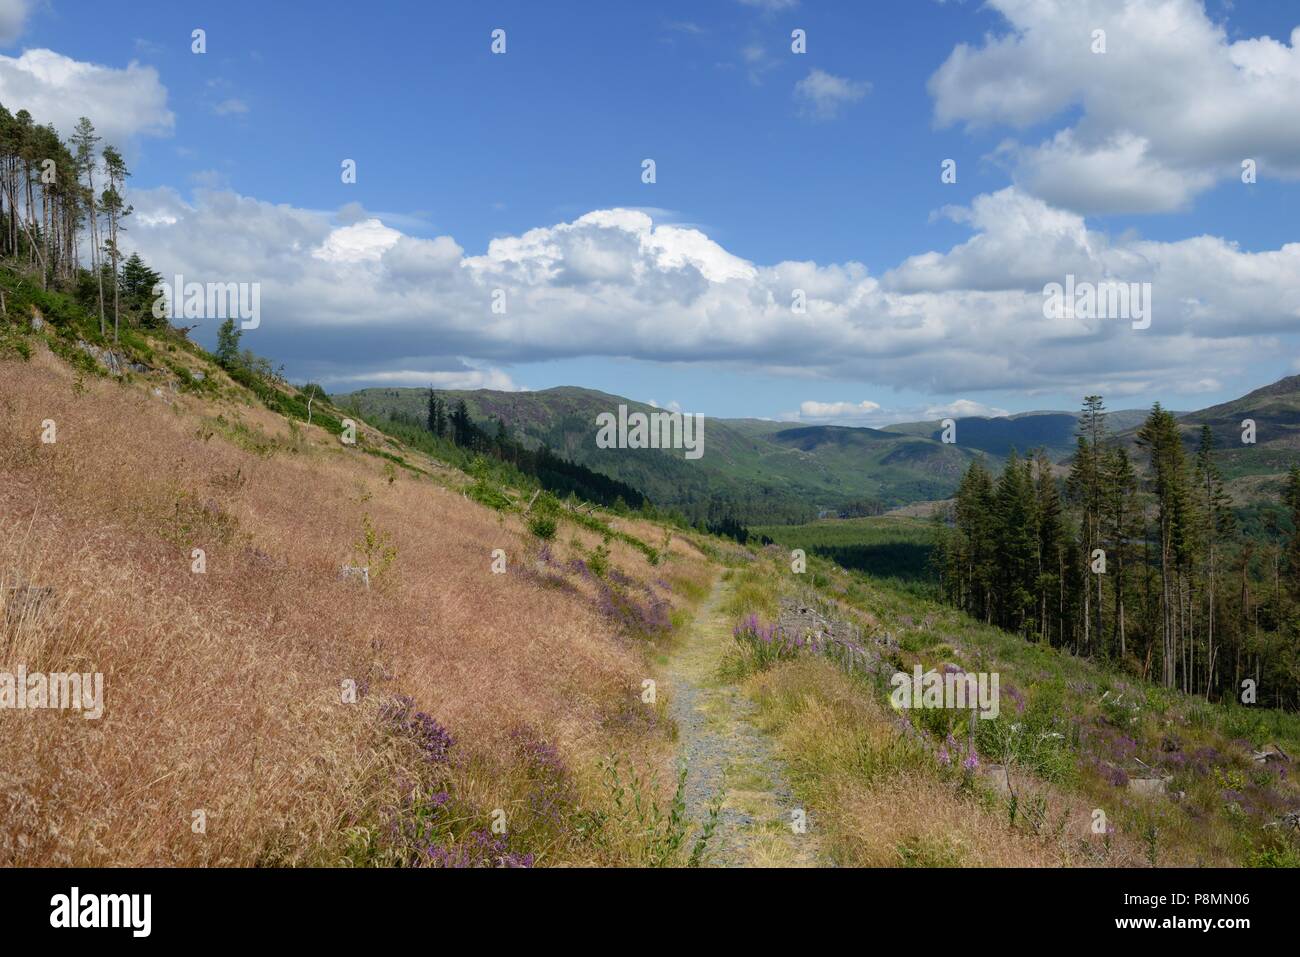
6,265,1300,873
335,386,981,524
336,380,1300,525
882,408,1164,458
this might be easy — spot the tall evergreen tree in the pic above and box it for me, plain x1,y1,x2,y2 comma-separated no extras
1034,449,1066,645
69,117,105,334
100,144,130,342
1101,445,1139,660
425,388,448,438
994,449,1038,634
449,399,473,447
951,457,996,622
1137,403,1193,689
1193,424,1235,695
1285,466,1300,604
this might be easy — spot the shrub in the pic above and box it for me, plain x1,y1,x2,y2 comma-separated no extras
467,479,512,511
528,513,558,541
726,614,802,675
587,537,611,577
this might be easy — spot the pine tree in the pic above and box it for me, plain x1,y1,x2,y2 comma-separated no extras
1285,466,1300,604
450,399,473,447
426,388,448,438
119,252,163,324
1193,424,1235,696
952,458,996,621
994,450,1038,635
69,117,105,335
100,145,131,343
1067,396,1108,655
1137,403,1192,688
1034,449,1065,645
1102,445,1138,661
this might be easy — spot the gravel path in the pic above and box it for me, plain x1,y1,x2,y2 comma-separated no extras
663,578,823,867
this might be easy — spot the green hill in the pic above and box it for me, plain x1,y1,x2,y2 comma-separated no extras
337,382,1300,525
335,386,981,524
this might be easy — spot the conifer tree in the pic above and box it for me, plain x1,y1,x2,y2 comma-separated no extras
1034,449,1066,645
1285,466,1300,605
1137,403,1192,688
994,450,1038,634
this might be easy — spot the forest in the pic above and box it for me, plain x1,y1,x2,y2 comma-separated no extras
0,103,164,342
935,396,1300,709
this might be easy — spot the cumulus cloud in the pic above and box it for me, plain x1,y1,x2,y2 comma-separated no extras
0,0,32,45
122,187,1300,397
785,397,1007,427
924,399,1010,419
799,400,883,419
324,365,520,391
794,68,870,120
929,0,1300,213
0,48,173,146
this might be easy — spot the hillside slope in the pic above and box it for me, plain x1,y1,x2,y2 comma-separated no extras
339,386,979,523
6,283,1298,869
344,380,1300,522
0,286,728,867
721,543,1300,867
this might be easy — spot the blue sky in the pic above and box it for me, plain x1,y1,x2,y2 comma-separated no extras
8,0,1300,424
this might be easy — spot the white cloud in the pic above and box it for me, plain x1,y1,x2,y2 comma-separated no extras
0,49,173,146
929,0,1300,213
794,68,870,120
312,218,403,264
800,400,882,419
213,98,249,116
924,399,1010,419
785,397,1007,427
325,366,520,391
0,0,32,45
122,188,1300,399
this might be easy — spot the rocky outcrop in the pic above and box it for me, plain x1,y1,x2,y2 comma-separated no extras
76,340,151,375
777,594,899,681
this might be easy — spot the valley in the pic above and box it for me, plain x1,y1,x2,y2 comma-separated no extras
4,273,1300,870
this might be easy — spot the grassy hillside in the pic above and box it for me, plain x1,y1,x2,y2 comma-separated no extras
6,271,1298,869
717,549,1300,867
0,274,735,867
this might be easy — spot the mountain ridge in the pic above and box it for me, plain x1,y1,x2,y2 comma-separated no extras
336,376,1300,523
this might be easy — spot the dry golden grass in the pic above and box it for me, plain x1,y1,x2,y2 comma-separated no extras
0,345,714,865
747,658,1151,867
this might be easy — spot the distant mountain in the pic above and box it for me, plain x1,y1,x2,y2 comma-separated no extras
882,408,1165,458
1143,375,1300,504
336,377,1300,522
334,386,981,524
